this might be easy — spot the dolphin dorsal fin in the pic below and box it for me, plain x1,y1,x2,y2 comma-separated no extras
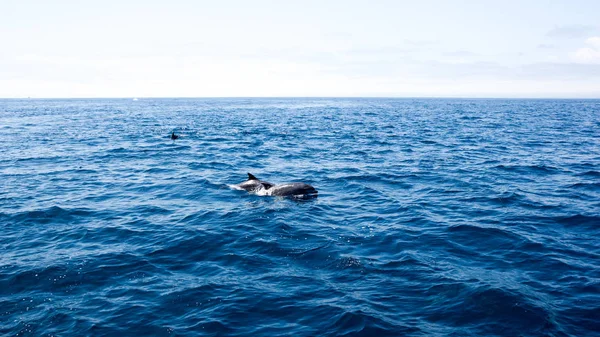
247,173,258,180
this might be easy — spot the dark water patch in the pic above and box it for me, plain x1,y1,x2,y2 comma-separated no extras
557,306,600,336
568,182,600,191
494,164,561,175
577,170,600,177
556,214,600,228
447,224,523,247
426,286,555,336
459,191,524,206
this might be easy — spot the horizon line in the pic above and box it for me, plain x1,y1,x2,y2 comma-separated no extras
1,96,600,100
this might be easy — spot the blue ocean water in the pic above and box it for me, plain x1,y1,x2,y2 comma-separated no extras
1,98,599,336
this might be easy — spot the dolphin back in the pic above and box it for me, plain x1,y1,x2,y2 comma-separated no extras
269,183,318,197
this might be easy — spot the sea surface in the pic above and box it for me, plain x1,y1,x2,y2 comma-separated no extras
1,98,599,336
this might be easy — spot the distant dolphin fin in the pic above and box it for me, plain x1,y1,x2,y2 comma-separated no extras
248,173,258,180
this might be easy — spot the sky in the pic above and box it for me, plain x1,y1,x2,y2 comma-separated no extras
1,0,600,98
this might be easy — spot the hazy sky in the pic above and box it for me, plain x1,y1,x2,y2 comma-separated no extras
2,0,600,98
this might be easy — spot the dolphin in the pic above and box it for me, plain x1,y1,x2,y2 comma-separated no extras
235,173,318,198
170,132,179,140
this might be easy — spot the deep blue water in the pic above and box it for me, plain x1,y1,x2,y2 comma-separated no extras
1,98,599,336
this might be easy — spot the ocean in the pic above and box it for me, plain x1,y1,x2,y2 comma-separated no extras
1,98,599,336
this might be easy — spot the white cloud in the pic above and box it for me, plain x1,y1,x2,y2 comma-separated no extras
571,37,600,64
586,37,600,49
